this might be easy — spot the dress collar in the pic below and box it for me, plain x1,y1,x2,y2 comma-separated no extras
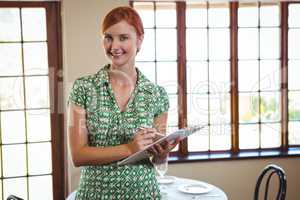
96,64,155,94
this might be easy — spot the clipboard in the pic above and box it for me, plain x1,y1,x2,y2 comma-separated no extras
117,125,205,165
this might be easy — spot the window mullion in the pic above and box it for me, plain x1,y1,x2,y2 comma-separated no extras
176,2,188,156
230,2,239,153
45,3,65,199
280,2,289,150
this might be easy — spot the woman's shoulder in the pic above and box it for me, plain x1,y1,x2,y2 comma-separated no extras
73,65,108,87
137,70,167,97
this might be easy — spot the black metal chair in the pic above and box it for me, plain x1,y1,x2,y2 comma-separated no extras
6,195,24,200
254,164,287,200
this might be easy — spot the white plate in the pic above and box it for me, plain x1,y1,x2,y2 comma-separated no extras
178,182,213,194
157,176,176,184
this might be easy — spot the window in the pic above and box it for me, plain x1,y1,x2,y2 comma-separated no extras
238,3,281,149
132,1,300,158
288,4,300,145
0,2,64,200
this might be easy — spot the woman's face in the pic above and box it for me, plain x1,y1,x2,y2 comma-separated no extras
103,20,143,68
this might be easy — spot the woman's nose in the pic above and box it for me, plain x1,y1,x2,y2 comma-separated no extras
111,39,120,49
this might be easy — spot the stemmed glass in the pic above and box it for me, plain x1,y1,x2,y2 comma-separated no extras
155,158,168,182
154,155,169,198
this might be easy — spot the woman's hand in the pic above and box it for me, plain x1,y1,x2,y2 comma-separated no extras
149,133,181,164
127,128,156,154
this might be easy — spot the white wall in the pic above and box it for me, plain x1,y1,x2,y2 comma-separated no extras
62,1,300,199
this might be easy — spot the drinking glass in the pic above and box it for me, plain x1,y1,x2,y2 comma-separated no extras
155,157,168,181
154,155,169,198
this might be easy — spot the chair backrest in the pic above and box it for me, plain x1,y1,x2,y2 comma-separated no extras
6,195,24,200
254,164,287,200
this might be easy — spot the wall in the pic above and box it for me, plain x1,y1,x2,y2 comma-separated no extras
62,1,300,199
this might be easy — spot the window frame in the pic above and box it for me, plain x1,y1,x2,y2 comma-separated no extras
130,1,300,161
0,1,65,199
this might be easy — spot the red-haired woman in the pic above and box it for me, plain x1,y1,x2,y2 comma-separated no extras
68,6,179,200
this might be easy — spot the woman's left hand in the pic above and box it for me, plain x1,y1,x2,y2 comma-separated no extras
149,136,181,163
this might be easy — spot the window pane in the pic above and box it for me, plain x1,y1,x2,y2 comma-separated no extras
239,92,259,123
187,94,208,126
238,28,258,59
156,29,177,61
260,60,280,91
156,62,177,94
289,92,300,121
288,61,300,90
23,42,49,75
3,178,27,200
289,4,300,28
260,28,279,59
289,121,300,145
209,28,229,60
188,126,209,152
186,3,207,28
186,29,207,61
238,4,258,27
2,144,27,177
260,92,280,123
28,142,52,175
208,3,229,28
209,93,230,124
168,94,178,126
0,8,21,41
186,61,208,94
29,176,53,200
239,124,259,149
1,111,26,144
0,77,24,110
260,4,279,27
134,2,154,28
238,60,259,92
0,43,22,76
26,109,51,142
155,3,176,28
261,123,281,148
136,62,156,83
136,29,155,62
25,76,50,108
288,29,300,59
209,61,230,93
210,124,231,150
22,8,47,41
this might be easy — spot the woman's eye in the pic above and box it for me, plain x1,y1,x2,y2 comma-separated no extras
120,36,128,41
104,35,112,42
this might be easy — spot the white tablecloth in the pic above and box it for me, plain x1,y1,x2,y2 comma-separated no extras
160,177,227,200
66,177,227,200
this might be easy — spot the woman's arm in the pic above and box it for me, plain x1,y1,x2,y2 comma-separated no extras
68,103,155,167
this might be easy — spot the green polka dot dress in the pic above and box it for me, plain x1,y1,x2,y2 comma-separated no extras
69,64,169,200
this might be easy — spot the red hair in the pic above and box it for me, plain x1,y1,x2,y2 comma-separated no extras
102,6,144,37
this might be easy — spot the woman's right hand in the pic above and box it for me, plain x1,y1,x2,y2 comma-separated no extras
127,128,156,154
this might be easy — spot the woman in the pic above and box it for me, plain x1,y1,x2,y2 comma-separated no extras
68,6,179,199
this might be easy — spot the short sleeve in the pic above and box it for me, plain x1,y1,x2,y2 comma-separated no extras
154,86,169,117
68,79,87,109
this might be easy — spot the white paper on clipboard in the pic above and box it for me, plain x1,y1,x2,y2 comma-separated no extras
117,125,205,165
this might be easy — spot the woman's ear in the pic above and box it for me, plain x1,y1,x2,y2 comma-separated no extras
136,34,144,53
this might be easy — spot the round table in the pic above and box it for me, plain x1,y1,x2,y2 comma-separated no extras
160,177,227,200
66,177,227,200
